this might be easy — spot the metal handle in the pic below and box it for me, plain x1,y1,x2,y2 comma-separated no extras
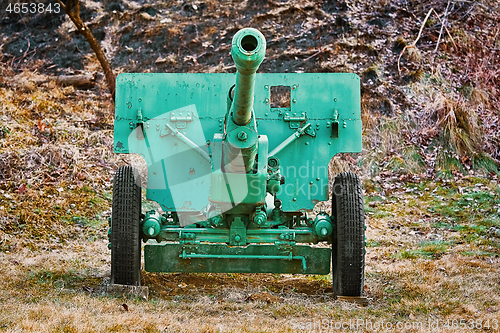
179,250,307,270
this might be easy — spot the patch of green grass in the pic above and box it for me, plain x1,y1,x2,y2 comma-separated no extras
429,189,500,228
264,285,282,293
103,191,113,201
472,153,499,175
416,181,431,192
368,163,380,177
386,294,401,304
373,211,392,218
398,241,450,259
412,302,432,315
366,239,382,247
80,186,96,194
386,155,406,172
420,241,449,256
460,191,497,210
63,215,89,226
399,249,419,259
480,217,500,228
366,195,385,202
465,176,494,185
454,224,488,233
407,198,419,207
364,195,394,218
403,146,426,172
464,233,481,243
364,205,376,215
460,250,497,257
28,268,85,288
383,146,426,174
432,221,454,229
434,185,458,196
435,150,465,178
307,275,331,283
89,196,103,206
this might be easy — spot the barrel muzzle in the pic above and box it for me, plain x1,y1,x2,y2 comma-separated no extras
230,28,266,126
231,28,267,75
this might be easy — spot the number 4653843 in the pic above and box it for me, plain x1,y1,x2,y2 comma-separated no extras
6,3,61,14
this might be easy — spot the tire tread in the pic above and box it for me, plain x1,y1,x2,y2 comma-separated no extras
332,171,365,296
111,166,142,286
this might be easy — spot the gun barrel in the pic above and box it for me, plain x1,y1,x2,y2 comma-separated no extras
230,28,266,126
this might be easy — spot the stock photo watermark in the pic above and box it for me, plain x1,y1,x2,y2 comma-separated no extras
289,318,499,331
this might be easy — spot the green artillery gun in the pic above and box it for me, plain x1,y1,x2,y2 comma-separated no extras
110,28,365,296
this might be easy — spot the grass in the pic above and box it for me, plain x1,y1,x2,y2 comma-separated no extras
366,239,382,248
398,241,451,259
428,184,500,244
461,250,497,257
1,255,496,332
360,20,500,179
0,176,498,331
361,176,500,329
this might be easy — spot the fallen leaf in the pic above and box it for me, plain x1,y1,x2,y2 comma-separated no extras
17,184,26,194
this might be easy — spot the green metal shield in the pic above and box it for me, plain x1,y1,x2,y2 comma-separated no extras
114,73,361,213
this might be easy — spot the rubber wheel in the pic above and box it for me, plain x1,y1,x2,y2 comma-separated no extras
331,171,365,296
111,166,142,286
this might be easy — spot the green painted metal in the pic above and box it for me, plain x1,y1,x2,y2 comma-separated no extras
209,134,268,213
224,28,266,173
142,210,161,237
114,72,361,212
313,213,333,240
230,28,266,126
229,216,247,246
269,123,313,156
179,252,307,271
155,226,323,244
144,243,331,274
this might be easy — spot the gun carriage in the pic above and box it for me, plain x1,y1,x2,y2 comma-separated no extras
110,28,365,296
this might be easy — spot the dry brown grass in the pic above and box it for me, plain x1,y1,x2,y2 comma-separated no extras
0,69,128,249
0,175,499,332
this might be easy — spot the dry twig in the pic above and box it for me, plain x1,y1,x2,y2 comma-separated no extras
435,1,452,53
303,48,327,62
55,0,115,99
398,7,458,74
